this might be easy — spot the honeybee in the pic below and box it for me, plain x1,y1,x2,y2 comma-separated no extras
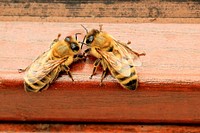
81,25,145,90
18,34,81,92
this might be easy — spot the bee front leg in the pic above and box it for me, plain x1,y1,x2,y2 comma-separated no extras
80,48,91,62
90,58,101,79
82,48,91,57
62,65,74,81
73,54,85,62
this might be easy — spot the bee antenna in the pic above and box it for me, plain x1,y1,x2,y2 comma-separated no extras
57,33,61,39
79,42,87,49
80,35,86,49
81,24,88,34
75,33,81,40
99,24,103,32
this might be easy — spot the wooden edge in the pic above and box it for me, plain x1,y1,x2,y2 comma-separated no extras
1,0,200,18
0,71,200,123
0,70,200,92
0,123,200,132
1,17,200,23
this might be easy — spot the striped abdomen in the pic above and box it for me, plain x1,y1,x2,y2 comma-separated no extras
110,65,138,90
24,67,61,92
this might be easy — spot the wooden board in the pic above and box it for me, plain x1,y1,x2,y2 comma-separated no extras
0,22,200,123
0,124,200,132
1,0,200,23
0,0,199,18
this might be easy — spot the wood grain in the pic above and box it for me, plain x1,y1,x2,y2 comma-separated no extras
0,124,199,132
0,22,200,123
1,0,200,23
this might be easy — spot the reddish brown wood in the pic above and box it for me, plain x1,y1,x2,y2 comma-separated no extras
1,85,200,123
0,124,199,132
0,22,200,123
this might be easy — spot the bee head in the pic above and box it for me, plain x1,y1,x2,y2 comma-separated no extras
70,42,80,52
65,36,80,53
85,29,100,45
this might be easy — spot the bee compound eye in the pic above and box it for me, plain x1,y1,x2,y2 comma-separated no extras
71,43,79,52
86,36,94,44
65,37,70,42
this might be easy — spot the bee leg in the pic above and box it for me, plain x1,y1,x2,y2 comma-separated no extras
83,48,91,57
127,41,131,45
18,68,26,73
138,52,146,57
90,58,101,79
63,65,74,81
68,71,74,81
100,69,108,86
73,54,85,62
82,48,91,61
18,66,30,73
133,51,146,57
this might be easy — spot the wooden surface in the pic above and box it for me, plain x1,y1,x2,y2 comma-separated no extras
0,123,200,132
0,0,200,18
1,0,200,23
0,0,200,131
0,22,200,123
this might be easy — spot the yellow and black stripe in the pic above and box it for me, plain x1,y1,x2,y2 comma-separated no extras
111,65,138,90
24,67,61,92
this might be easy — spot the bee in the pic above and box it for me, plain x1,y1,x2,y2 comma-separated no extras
18,33,81,92
81,25,145,90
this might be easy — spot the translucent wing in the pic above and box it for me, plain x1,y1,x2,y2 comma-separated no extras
96,39,143,77
97,49,132,77
113,40,142,66
24,51,66,84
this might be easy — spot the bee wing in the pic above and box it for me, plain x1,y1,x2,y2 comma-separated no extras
24,51,66,84
97,49,132,77
114,40,142,66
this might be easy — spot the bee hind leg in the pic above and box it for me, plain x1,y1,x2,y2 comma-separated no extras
18,66,30,73
133,51,146,57
90,58,101,79
137,52,146,57
18,69,26,73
